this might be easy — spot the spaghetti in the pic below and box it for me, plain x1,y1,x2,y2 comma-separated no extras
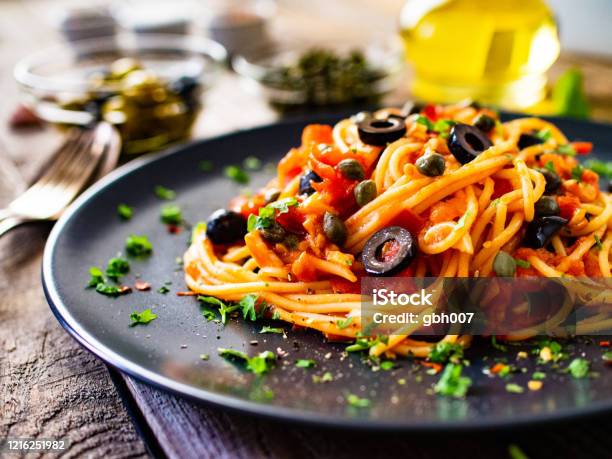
184,102,612,358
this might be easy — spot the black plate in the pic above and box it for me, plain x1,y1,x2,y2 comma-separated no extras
43,114,612,430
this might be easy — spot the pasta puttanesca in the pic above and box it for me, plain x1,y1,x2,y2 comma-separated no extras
184,103,611,358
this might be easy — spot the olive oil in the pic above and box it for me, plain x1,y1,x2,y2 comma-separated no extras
399,0,560,109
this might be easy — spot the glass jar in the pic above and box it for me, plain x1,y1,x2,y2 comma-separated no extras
399,0,560,109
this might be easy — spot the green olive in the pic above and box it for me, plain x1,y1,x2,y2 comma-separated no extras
323,212,347,246
260,222,286,243
354,180,377,207
337,159,365,180
534,196,560,217
473,114,496,133
493,251,516,277
122,70,167,105
415,153,446,177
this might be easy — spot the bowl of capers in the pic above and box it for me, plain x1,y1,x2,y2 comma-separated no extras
15,34,227,154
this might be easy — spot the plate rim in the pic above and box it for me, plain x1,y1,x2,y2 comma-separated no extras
42,115,612,431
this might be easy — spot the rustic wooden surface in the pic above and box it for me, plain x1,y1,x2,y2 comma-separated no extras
1,1,612,458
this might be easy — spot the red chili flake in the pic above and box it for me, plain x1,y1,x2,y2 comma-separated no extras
490,363,507,374
134,280,151,291
176,291,197,296
571,141,593,155
599,341,610,347
167,224,183,234
421,361,443,374
118,286,132,294
9,104,42,128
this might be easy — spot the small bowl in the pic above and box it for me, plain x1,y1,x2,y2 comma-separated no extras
232,41,404,111
15,34,227,154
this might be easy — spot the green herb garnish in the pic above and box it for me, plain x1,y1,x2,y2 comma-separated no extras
508,444,530,459
532,371,546,380
568,357,589,379
87,266,105,288
584,159,612,178
295,359,316,369
556,144,576,156
157,285,170,294
160,204,182,225
434,363,471,398
380,361,396,371
129,308,157,326
515,258,531,269
247,198,299,232
218,348,276,375
337,316,353,330
594,234,603,251
105,256,130,281
95,283,128,296
117,204,133,220
346,393,370,408
544,161,556,173
239,294,259,321
415,115,433,130
260,326,284,334
198,296,238,324
243,156,262,170
154,185,176,200
428,341,464,364
125,234,153,257
535,129,552,142
571,164,584,182
505,383,524,394
431,119,456,138
224,165,250,184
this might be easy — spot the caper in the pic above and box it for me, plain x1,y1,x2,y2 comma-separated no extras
473,114,495,133
260,222,286,243
535,168,562,194
354,180,377,207
337,159,365,181
493,251,516,277
323,212,347,246
534,196,560,217
415,153,446,177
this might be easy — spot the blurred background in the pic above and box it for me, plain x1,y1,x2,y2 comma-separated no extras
1,0,611,162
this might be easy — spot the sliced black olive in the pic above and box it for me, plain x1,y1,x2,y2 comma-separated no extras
298,170,323,195
473,114,495,133
357,117,406,146
518,133,543,150
448,123,493,164
535,167,562,194
362,226,416,276
523,216,568,249
534,196,560,217
206,209,247,244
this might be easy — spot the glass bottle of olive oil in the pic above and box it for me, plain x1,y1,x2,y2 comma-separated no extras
399,0,560,109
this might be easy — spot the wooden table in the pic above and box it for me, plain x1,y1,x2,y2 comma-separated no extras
2,1,612,458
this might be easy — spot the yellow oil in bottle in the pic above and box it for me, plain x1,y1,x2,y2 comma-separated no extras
399,0,560,109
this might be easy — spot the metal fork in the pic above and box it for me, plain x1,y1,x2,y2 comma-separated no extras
0,122,120,237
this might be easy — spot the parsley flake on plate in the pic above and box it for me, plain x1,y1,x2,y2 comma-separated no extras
434,363,472,398
295,359,316,369
160,204,182,225
87,266,105,288
218,348,276,375
568,357,590,379
105,256,130,281
130,308,158,326
224,165,250,184
346,393,370,408
505,383,524,394
95,283,130,297
243,156,262,171
154,185,176,200
260,326,283,334
117,203,133,220
157,285,170,294
428,341,463,364
336,316,353,330
125,234,153,257
312,372,334,383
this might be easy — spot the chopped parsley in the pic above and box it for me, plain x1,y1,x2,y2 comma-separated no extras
95,283,128,296
336,316,353,330
154,185,176,200
505,383,524,394
198,296,237,324
515,258,531,269
431,119,456,138
239,294,260,321
117,204,133,220
160,204,182,225
532,371,546,380
535,129,552,142
434,363,471,398
260,326,283,334
508,444,529,459
346,393,370,408
129,308,157,326
571,164,584,182
556,144,576,156
224,165,250,184
200,354,210,361
125,234,153,257
105,256,130,281
491,336,508,352
247,198,299,232
568,358,589,379
594,234,603,251
380,361,396,371
218,348,276,375
295,359,316,368
544,160,556,173
313,372,334,383
157,285,170,294
584,159,612,178
428,341,464,364
602,352,612,363
87,266,105,288
198,160,214,172
243,156,262,171
415,115,433,130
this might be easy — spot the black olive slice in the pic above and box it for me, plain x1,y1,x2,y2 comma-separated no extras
206,209,247,244
518,133,544,150
448,123,493,164
362,226,417,276
535,167,562,194
357,117,406,146
523,216,568,249
298,170,323,195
